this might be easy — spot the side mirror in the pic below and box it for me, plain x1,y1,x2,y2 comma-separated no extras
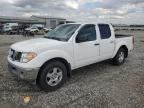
76,35,88,43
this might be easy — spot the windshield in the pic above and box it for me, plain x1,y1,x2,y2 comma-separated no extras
44,24,80,41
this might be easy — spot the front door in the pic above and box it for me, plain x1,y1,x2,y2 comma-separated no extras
74,24,100,68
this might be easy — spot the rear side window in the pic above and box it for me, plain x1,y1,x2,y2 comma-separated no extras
98,24,111,39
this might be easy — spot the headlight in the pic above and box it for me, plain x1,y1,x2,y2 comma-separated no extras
20,52,37,63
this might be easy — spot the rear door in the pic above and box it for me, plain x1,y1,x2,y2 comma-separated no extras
98,24,115,60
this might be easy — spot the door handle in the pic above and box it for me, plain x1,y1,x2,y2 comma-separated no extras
94,43,100,46
110,41,114,43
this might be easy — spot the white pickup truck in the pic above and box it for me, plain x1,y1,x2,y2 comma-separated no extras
8,23,134,91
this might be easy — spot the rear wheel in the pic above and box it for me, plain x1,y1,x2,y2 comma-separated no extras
37,60,67,92
112,48,126,65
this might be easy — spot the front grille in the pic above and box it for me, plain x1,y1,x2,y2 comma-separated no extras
9,49,22,62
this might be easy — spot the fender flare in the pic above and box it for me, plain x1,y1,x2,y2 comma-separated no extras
112,41,128,58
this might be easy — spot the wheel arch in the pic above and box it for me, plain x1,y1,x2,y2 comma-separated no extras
113,42,129,58
36,57,71,84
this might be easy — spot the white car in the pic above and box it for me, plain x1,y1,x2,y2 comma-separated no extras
25,27,39,32
43,28,51,32
3,26,12,32
8,23,134,91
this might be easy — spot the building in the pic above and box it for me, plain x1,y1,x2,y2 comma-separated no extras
0,16,44,24
0,15,67,28
31,15,66,28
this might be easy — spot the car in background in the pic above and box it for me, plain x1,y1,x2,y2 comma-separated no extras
10,26,20,34
43,28,51,33
4,23,18,27
25,27,39,33
3,26,12,33
3,23,19,34
3,25,20,35
32,24,44,29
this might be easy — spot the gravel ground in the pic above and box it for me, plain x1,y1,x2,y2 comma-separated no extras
0,31,144,108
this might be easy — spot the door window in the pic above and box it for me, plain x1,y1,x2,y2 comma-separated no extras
98,24,111,39
77,24,96,42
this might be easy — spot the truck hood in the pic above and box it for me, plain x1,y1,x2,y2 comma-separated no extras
11,38,65,53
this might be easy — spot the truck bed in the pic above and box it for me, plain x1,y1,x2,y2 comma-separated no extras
115,34,132,38
115,34,133,51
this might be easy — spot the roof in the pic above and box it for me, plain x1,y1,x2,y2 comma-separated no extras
63,22,111,25
0,16,34,21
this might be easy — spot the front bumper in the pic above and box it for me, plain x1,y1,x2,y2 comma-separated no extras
8,62,39,82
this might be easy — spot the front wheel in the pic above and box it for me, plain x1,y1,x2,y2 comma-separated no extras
112,48,126,65
37,60,67,92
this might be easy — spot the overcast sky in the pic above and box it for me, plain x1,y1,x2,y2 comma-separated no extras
0,0,144,24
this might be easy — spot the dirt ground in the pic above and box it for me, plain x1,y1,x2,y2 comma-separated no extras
0,31,144,108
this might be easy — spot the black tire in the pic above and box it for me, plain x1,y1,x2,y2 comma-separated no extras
37,60,67,92
112,48,126,65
